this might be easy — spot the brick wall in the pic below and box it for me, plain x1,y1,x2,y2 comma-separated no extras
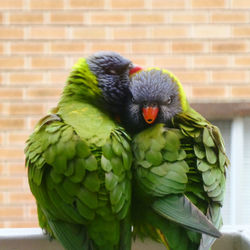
0,0,250,228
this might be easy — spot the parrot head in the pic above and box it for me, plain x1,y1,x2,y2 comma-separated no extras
87,51,133,107
123,68,188,131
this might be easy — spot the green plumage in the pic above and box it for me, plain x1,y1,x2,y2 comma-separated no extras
130,69,229,250
25,58,132,250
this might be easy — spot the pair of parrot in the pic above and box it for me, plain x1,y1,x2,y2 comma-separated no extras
25,51,228,250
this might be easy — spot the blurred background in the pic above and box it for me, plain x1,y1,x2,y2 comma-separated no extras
0,0,250,229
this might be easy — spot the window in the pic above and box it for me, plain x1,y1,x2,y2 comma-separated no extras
213,118,250,226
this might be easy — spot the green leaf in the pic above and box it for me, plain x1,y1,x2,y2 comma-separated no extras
203,127,215,147
84,172,100,192
101,155,112,172
194,144,205,159
77,188,98,209
145,150,163,166
205,146,217,164
105,172,119,191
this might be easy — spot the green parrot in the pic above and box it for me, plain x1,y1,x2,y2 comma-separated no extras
25,52,134,250
121,68,229,250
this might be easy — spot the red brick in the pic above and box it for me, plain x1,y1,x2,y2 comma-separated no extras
8,162,27,175
11,43,44,54
73,27,107,39
232,0,250,8
0,28,24,39
194,56,229,68
212,42,247,53
30,0,64,9
50,13,84,24
8,133,29,145
0,148,24,160
8,221,39,228
172,42,204,53
0,88,23,99
0,0,23,9
0,207,23,218
131,13,165,24
192,87,226,98
10,73,43,84
110,0,145,9
152,0,186,9
233,27,250,37
234,56,250,66
0,57,24,69
152,26,188,38
192,25,230,38
26,88,61,99
0,118,25,129
69,0,105,8
153,57,187,68
30,27,66,39
191,0,226,8
90,13,128,24
9,13,44,24
10,192,35,203
50,43,86,53
8,103,44,115
31,57,65,69
173,71,208,84
171,12,207,23
90,42,128,53
232,87,250,97
211,12,247,23
132,42,167,54
113,27,148,40
49,72,69,84
212,71,247,83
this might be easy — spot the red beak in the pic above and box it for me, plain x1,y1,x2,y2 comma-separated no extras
129,65,143,76
142,106,159,124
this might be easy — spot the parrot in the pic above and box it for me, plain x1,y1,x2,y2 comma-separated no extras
121,68,229,250
25,51,134,250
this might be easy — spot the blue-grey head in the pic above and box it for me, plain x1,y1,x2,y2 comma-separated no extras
123,69,183,131
87,51,133,107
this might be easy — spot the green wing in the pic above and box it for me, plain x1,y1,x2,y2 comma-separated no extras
173,107,228,249
25,114,132,250
132,123,223,250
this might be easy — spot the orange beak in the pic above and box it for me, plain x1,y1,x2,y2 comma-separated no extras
142,106,159,124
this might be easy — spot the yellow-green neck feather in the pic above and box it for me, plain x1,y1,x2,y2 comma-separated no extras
145,67,189,113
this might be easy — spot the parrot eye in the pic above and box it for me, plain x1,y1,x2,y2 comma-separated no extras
166,96,173,105
106,69,117,75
